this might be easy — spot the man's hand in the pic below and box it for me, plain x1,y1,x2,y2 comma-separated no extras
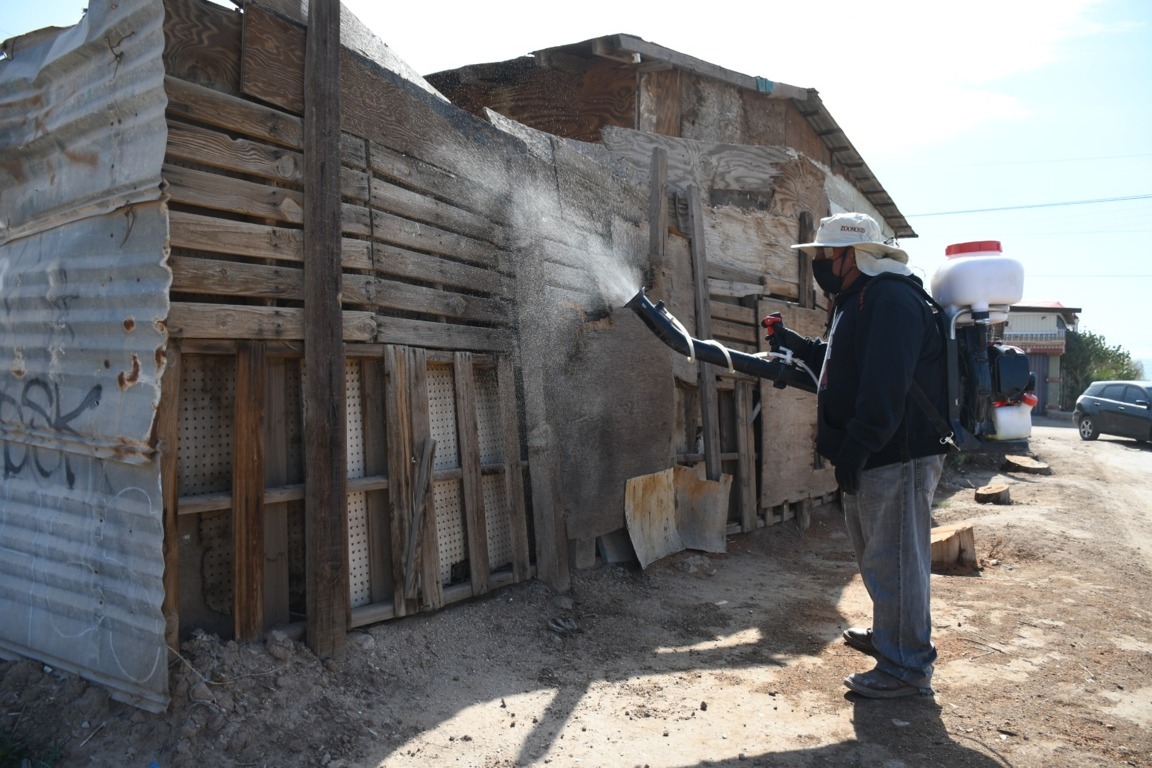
761,313,804,352
834,439,871,495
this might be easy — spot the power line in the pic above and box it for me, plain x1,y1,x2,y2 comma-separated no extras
908,193,1152,217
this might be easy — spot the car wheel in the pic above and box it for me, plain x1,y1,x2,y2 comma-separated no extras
1077,416,1099,441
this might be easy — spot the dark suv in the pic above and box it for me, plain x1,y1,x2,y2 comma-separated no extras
1073,381,1152,441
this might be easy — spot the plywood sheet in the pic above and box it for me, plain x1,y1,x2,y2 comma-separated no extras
625,467,732,568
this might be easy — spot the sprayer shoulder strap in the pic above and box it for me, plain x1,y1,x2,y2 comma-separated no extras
861,274,956,446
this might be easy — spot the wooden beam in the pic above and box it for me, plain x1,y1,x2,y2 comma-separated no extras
158,342,182,653
497,355,531,581
263,359,293,628
648,146,667,266
302,0,348,658
409,349,443,610
735,380,757,533
688,185,722,481
454,353,490,596
233,340,266,642
360,359,393,603
384,345,415,617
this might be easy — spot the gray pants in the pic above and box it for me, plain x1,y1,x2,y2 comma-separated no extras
841,454,944,687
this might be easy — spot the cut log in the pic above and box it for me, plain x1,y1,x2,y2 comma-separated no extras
931,524,978,574
1001,455,1051,475
975,483,1012,505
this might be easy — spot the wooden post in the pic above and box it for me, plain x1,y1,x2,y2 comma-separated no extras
497,355,532,581
735,380,756,532
797,212,815,309
687,185,721,481
264,359,292,627
158,343,182,652
454,352,491,596
234,340,266,642
303,0,348,657
648,147,667,267
515,242,570,592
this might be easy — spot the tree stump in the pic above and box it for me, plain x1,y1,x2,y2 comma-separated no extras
975,483,1011,505
931,524,978,574
1001,455,1051,475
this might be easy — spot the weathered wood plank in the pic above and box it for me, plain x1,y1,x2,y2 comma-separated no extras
689,186,721,482
263,358,292,629
497,355,531,581
170,210,305,263
409,349,444,610
166,75,303,149
602,126,793,195
367,175,511,248
166,121,303,183
242,2,306,113
638,69,680,137
454,353,490,596
341,273,509,324
368,207,502,269
384,345,415,618
170,255,303,299
710,300,757,325
167,302,376,341
163,0,242,95
302,0,348,658
233,340,266,642
710,317,758,345
373,316,512,353
735,380,757,533
360,359,393,603
367,142,511,225
165,164,304,224
369,241,510,297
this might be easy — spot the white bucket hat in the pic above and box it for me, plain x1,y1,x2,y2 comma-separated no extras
790,212,911,277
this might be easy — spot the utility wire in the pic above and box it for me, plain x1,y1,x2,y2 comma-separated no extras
908,193,1152,217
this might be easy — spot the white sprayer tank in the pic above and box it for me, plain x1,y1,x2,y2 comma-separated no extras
930,241,1024,324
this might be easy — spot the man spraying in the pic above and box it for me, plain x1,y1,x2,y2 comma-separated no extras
769,212,949,698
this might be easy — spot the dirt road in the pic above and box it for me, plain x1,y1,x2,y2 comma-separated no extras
3,418,1151,767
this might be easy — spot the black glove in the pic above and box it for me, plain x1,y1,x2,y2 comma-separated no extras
834,439,871,495
761,314,805,352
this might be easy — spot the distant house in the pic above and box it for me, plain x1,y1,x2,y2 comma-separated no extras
1000,302,1081,413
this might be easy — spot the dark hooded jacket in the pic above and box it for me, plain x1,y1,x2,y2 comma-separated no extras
786,273,950,469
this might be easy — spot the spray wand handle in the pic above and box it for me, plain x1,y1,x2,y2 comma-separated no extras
761,312,784,351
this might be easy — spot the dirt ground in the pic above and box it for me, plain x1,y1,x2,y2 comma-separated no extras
3,417,1151,768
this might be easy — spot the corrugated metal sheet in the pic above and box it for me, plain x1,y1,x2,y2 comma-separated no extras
0,0,171,712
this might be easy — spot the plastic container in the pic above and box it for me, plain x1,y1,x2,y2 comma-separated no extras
930,241,1024,324
990,400,1033,440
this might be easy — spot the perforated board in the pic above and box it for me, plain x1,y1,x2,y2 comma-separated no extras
348,492,371,607
427,364,460,471
345,360,365,480
483,475,512,570
178,356,235,496
474,367,502,465
433,479,465,584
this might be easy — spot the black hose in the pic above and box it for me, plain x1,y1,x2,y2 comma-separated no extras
624,290,818,394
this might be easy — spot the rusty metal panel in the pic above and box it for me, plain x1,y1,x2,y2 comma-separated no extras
0,0,168,243
0,0,171,712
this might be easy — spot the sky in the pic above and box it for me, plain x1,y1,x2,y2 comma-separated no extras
4,0,1151,371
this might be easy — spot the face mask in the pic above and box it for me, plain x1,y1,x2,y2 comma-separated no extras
812,257,843,294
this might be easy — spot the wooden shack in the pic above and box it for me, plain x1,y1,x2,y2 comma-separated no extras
429,34,916,549
0,4,912,711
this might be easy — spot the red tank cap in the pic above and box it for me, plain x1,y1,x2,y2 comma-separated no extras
945,240,1002,257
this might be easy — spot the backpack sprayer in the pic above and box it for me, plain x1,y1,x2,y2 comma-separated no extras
625,240,1038,449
